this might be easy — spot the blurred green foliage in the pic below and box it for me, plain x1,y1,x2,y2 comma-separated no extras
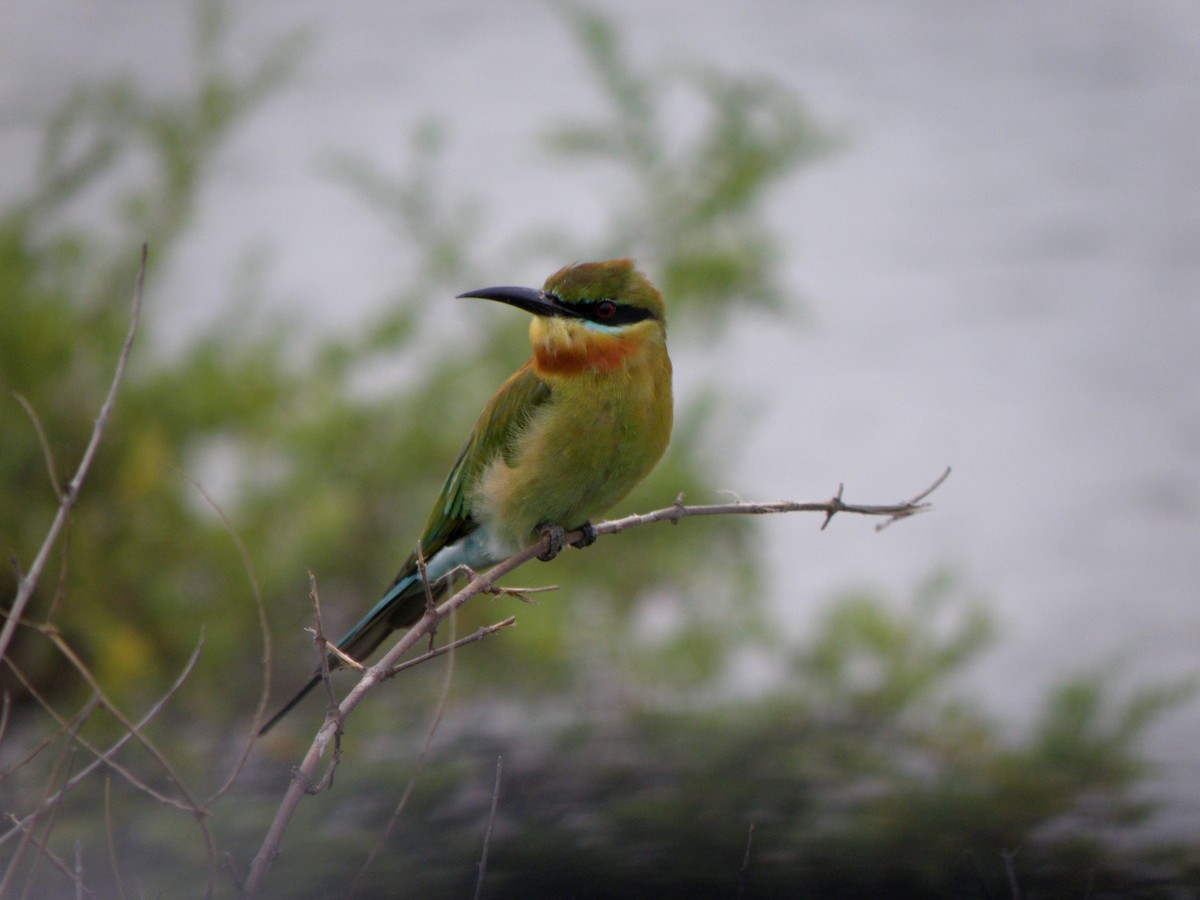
3,0,805,725
539,2,833,324
1,3,1195,897
227,578,1197,898
0,3,308,713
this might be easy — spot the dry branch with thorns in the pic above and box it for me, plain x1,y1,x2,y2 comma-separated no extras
242,467,949,893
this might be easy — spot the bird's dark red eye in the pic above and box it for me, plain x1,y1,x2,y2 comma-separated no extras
595,300,617,319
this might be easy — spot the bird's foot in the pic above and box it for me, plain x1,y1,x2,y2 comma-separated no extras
536,523,565,561
570,521,597,549
536,521,597,560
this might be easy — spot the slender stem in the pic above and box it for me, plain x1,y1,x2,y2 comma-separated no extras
0,246,147,665
474,756,503,900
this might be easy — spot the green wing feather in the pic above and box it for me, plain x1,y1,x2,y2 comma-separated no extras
400,358,552,574
258,361,553,735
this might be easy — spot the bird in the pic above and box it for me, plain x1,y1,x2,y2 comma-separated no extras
260,259,673,733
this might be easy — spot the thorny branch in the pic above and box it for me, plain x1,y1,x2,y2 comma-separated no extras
596,466,951,539
243,467,949,894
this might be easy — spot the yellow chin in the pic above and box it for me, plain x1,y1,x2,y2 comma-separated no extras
530,319,629,376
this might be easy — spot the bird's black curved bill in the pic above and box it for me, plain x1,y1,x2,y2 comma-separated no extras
457,285,583,318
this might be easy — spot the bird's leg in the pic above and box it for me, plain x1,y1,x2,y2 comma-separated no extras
536,521,598,560
536,523,565,561
569,521,597,549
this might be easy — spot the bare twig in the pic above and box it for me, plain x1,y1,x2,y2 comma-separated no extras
0,693,10,752
590,467,951,540
306,575,344,795
4,721,84,894
177,470,274,808
104,777,127,900
73,838,86,900
0,685,94,787
6,656,180,810
349,609,461,897
12,393,63,497
306,574,341,718
46,634,210,817
874,465,952,531
1,810,87,896
0,245,147,666
245,469,949,893
474,756,503,900
0,638,204,848
737,822,756,899
245,538,555,893
415,540,438,650
1003,847,1022,900
325,642,366,672
479,582,557,605
385,617,516,678
3,633,219,892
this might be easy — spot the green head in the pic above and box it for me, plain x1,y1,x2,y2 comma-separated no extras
458,258,666,330
542,258,666,326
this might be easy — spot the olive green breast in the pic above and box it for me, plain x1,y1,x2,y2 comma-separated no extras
470,348,673,551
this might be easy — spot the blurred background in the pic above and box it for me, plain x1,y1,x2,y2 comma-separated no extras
1,1,1197,896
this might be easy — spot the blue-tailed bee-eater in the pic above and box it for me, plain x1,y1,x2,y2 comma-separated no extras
261,259,672,732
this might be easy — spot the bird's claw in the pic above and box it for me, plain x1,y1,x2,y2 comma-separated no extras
537,524,565,561
537,521,597,560
570,521,597,549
